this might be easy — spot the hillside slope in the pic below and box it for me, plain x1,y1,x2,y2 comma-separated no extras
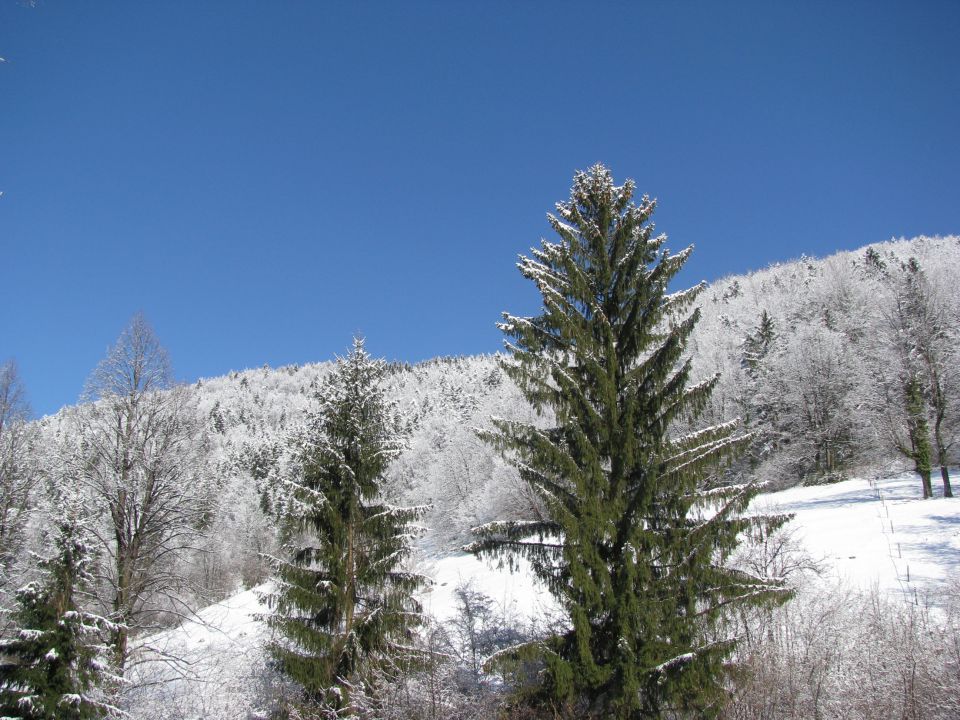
17,235,959,717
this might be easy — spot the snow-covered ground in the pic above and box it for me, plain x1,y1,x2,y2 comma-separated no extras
124,560,558,718
125,586,274,720
124,472,960,719
759,471,959,601
420,471,960,612
420,552,558,624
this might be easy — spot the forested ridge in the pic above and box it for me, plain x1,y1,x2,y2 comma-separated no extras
6,235,957,612
2,233,958,718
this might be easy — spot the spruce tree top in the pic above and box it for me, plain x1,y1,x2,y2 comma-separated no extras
500,164,705,410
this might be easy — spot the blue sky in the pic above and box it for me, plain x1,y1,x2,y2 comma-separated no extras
2,1,959,417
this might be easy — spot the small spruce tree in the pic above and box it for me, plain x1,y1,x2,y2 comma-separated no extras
266,337,429,714
0,494,119,720
469,165,790,718
742,310,776,377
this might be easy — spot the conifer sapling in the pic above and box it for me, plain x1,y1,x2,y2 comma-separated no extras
265,337,430,713
0,491,120,720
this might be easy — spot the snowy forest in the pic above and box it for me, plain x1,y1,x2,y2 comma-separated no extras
2,171,959,719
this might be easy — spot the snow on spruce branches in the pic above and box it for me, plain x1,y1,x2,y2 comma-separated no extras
0,490,121,720
265,337,430,714
469,164,790,717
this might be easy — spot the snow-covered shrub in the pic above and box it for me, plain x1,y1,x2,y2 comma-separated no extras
724,582,960,719
343,587,549,720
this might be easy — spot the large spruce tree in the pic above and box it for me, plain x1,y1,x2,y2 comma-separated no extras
266,337,428,713
470,165,789,718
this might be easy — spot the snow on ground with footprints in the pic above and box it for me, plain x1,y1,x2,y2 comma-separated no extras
758,472,959,601
126,471,960,719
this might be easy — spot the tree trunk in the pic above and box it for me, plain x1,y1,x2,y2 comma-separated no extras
905,378,934,499
935,418,953,498
939,460,953,499
919,467,934,500
113,571,130,671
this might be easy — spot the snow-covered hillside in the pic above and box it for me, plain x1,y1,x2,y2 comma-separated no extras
10,235,958,717
125,586,273,720
124,472,960,719
24,236,957,608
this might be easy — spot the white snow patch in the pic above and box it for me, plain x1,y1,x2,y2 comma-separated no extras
420,552,560,624
125,585,273,720
754,472,960,600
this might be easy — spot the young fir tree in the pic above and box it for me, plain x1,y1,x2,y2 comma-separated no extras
266,337,429,713
469,165,790,718
741,310,775,377
0,494,119,720
738,310,778,472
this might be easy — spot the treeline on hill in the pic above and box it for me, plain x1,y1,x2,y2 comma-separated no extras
1,166,958,718
692,236,959,498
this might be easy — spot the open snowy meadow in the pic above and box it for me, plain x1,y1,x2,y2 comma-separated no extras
760,472,958,601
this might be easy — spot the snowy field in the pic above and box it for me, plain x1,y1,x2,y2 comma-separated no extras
125,586,274,719
422,471,960,610
419,552,559,624
125,472,960,719
759,471,959,601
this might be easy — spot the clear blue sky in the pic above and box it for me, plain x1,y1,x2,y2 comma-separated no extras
2,1,958,417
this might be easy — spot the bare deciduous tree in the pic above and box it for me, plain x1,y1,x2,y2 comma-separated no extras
748,321,862,487
904,262,957,497
76,314,208,669
0,360,35,600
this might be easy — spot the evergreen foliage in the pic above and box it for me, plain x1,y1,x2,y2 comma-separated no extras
266,337,429,713
469,165,791,718
737,310,778,470
0,494,119,720
741,310,775,376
